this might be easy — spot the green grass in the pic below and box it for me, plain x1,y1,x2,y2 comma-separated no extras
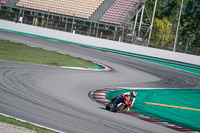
0,39,98,132
0,39,96,68
0,115,57,133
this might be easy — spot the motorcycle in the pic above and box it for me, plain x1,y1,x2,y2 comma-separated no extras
106,95,132,112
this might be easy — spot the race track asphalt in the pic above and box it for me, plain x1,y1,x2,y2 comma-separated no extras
0,30,200,133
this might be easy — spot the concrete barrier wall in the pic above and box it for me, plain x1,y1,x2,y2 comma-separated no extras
0,19,200,65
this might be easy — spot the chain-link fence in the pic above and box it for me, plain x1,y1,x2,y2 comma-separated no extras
147,31,199,55
0,5,199,55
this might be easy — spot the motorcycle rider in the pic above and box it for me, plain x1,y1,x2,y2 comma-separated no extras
111,91,137,111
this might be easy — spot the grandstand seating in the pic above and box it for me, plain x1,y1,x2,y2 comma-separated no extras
16,0,105,19
1,0,8,4
100,0,139,25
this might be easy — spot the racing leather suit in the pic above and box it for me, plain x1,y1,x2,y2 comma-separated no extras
111,92,136,111
121,92,136,111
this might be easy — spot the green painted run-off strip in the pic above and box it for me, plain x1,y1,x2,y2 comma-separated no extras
106,89,200,132
0,28,199,75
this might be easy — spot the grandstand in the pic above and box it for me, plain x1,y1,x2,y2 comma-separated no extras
16,0,105,19
100,0,140,25
0,0,145,44
15,0,140,25
0,0,8,4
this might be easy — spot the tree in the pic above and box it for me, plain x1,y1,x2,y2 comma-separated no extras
144,0,200,54
180,0,200,54
151,17,173,49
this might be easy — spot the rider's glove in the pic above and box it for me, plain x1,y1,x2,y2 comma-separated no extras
128,102,133,107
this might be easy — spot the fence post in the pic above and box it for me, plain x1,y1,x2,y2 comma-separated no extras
88,22,92,36
65,17,68,31
138,5,145,37
185,38,189,53
96,23,99,37
113,26,117,41
173,0,184,52
46,10,49,28
22,6,25,23
18,8,21,21
161,34,165,49
132,12,139,42
147,0,158,47
121,26,125,42
71,16,75,32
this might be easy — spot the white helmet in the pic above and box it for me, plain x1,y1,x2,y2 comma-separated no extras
131,91,137,97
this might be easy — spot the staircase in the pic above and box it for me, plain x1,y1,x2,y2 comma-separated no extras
90,0,115,22
6,0,20,6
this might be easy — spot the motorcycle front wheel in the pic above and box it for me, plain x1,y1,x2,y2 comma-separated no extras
106,103,111,110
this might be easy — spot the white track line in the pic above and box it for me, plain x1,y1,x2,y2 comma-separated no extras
0,113,64,133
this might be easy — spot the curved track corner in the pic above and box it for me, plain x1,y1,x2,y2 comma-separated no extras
89,88,198,133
